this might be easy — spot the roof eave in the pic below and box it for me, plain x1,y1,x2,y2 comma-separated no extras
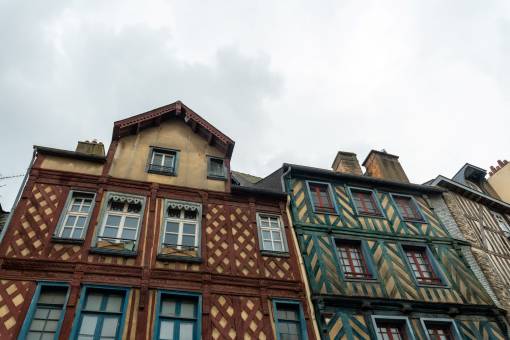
34,146,106,163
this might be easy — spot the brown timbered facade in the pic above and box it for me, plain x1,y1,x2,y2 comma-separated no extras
0,101,316,340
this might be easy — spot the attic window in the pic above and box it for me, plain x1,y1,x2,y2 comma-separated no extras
208,157,226,179
148,148,178,176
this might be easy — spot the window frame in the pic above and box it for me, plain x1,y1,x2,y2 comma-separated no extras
400,244,448,287
390,193,426,222
347,186,385,218
491,211,510,234
419,318,462,340
305,180,338,215
146,146,180,177
70,285,130,340
153,290,202,340
92,192,146,256
53,190,96,243
333,238,378,281
207,156,227,180
158,199,202,261
272,299,308,340
256,213,289,255
371,315,416,340
18,281,70,340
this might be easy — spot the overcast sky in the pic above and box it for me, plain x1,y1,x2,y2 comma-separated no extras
1,0,509,209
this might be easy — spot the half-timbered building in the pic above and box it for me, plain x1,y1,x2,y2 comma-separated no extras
256,151,508,339
0,101,317,340
430,163,510,325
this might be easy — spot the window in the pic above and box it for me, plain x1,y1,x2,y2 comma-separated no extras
207,157,226,179
160,201,201,258
273,301,306,340
148,148,178,176
403,246,442,285
492,212,510,233
425,322,453,340
257,214,287,253
74,287,127,340
375,319,408,340
20,284,69,340
155,292,200,340
96,194,145,252
350,188,383,217
308,182,335,214
336,240,372,279
55,191,95,240
392,195,423,221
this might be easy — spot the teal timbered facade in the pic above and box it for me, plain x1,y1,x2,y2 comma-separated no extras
278,163,508,339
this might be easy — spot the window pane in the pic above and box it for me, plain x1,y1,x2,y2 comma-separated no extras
263,241,273,250
38,289,67,305
161,299,176,316
163,155,175,168
271,231,283,242
34,308,50,319
84,293,102,311
121,228,137,240
259,218,270,227
65,215,77,227
30,320,45,331
168,209,180,218
103,227,118,238
61,227,73,238
182,235,195,247
210,159,224,176
41,334,54,340
153,153,163,166
70,203,81,212
159,320,174,340
180,301,195,318
164,234,178,245
105,295,123,313
105,215,121,227
184,210,198,220
79,315,98,335
45,320,58,332
179,322,194,340
100,316,119,337
127,203,141,213
72,228,84,239
262,231,271,240
124,217,139,229
48,309,61,320
76,216,86,227
110,202,124,212
182,223,196,235
273,241,283,251
27,332,42,340
165,222,179,234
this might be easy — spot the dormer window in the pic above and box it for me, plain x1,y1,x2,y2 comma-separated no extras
148,147,179,176
492,212,510,234
207,157,226,179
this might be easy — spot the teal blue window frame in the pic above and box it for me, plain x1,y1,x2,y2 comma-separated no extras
389,193,427,223
332,236,379,282
346,186,386,219
70,285,130,340
153,290,202,340
18,281,70,340
92,192,147,256
272,299,308,340
207,156,227,180
371,315,417,340
53,190,96,242
305,180,338,215
147,146,180,177
419,318,462,340
398,243,450,288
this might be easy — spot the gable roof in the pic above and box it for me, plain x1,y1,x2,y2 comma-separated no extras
112,101,235,158
452,163,486,185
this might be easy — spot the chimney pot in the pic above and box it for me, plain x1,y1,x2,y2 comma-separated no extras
76,140,105,157
332,151,363,176
362,149,410,183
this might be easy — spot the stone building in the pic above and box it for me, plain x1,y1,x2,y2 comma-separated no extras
0,101,317,340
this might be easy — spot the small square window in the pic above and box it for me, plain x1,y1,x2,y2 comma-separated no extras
308,182,336,214
208,157,226,179
350,189,383,217
148,148,178,176
375,319,408,340
425,321,455,340
403,246,442,285
336,240,373,280
393,195,423,221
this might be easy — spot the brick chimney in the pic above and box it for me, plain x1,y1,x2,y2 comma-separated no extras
332,151,363,176
489,160,509,176
362,150,409,183
76,139,105,157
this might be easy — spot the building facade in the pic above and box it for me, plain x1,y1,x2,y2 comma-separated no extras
489,160,510,204
257,151,508,339
0,102,316,340
431,163,510,324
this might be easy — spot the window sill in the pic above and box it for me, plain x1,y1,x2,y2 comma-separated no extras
156,254,203,263
401,218,426,223
343,277,379,283
207,175,227,181
147,169,177,177
416,282,448,289
51,236,85,245
89,247,138,258
260,250,290,258
313,209,338,216
356,212,386,220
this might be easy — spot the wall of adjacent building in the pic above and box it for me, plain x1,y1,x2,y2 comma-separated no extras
489,164,510,204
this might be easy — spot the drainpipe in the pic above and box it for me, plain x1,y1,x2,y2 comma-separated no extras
0,148,37,243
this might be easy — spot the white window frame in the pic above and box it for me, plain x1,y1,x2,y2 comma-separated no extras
161,200,202,252
492,211,510,233
371,315,416,340
147,147,179,176
96,193,145,251
256,213,288,253
152,151,175,169
419,318,462,340
55,191,96,240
